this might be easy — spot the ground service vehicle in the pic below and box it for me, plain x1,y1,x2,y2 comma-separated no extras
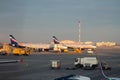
0,43,12,55
74,57,98,70
13,48,30,56
87,49,94,54
0,43,30,56
101,62,111,70
50,60,61,69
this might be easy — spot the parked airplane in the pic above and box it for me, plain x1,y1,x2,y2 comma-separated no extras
52,36,96,50
53,36,60,44
52,36,67,52
9,35,67,52
9,35,52,51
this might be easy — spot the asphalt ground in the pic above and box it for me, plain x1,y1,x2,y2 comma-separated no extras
0,48,120,80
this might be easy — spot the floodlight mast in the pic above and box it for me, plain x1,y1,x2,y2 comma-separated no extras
78,20,81,42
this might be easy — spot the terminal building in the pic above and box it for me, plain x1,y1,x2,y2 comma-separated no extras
96,42,116,47
60,40,116,47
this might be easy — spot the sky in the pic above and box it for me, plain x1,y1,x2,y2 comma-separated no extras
0,0,120,43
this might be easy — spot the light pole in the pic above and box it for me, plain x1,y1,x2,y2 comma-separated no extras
78,20,80,42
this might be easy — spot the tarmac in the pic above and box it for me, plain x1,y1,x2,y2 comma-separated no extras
0,47,120,80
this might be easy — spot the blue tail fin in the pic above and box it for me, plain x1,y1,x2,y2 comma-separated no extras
52,36,60,44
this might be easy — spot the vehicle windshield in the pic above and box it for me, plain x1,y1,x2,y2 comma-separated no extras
85,63,90,66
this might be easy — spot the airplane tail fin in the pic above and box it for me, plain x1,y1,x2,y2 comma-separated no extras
52,36,60,44
9,35,19,47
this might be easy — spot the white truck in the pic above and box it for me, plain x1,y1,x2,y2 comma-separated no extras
74,57,98,70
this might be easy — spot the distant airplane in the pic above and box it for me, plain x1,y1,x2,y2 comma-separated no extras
9,35,24,48
52,36,67,51
9,35,52,51
52,36,96,50
53,36,60,44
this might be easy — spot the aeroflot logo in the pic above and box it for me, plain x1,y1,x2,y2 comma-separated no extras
10,37,17,43
53,36,59,44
